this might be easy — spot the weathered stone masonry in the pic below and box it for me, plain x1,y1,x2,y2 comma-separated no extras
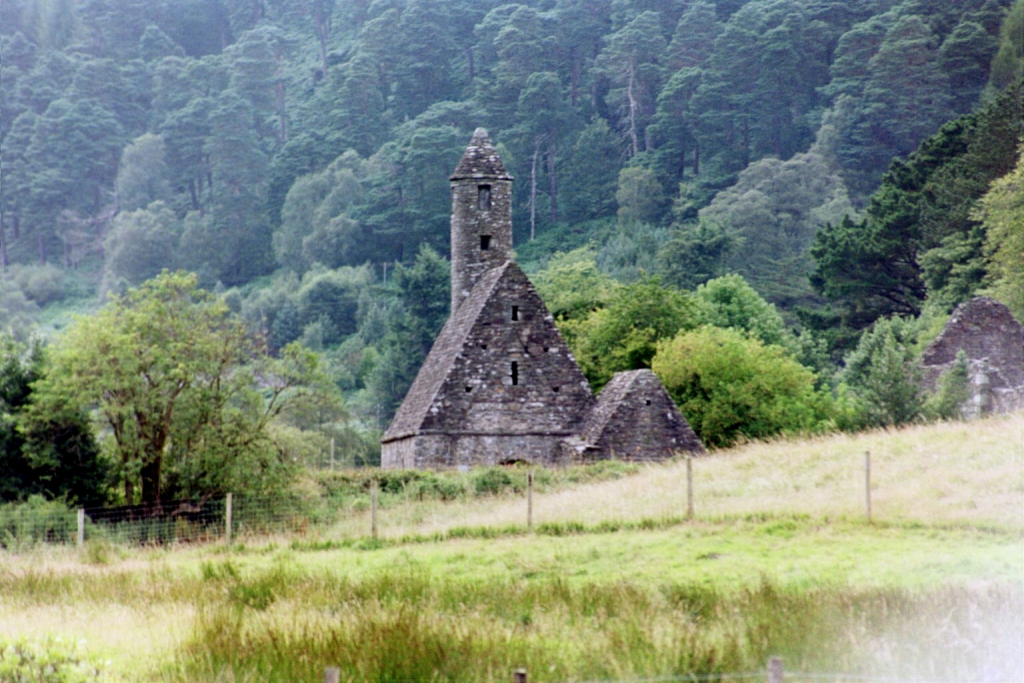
381,129,704,469
920,297,1024,416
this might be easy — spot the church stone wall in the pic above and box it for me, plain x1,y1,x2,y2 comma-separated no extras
381,437,414,469
383,433,567,469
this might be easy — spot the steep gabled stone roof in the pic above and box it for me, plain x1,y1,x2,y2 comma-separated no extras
383,264,509,442
450,128,513,180
383,260,593,443
569,369,705,459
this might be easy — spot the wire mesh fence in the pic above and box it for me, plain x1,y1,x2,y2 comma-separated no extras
82,498,226,545
0,495,340,549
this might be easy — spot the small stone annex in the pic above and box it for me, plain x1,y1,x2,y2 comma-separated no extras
381,129,704,469
920,296,1024,417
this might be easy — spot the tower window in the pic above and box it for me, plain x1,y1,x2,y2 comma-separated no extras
480,235,491,250
645,399,652,406
465,386,472,393
478,185,491,210
552,386,560,393
511,361,519,385
511,305,519,321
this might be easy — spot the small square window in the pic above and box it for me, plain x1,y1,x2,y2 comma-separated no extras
645,399,652,406
478,185,491,210
465,386,472,393
552,386,560,393
480,235,491,250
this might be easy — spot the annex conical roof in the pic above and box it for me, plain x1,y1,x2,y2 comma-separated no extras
451,128,513,180
568,369,704,460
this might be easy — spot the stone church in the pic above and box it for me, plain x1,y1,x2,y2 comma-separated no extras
381,129,704,469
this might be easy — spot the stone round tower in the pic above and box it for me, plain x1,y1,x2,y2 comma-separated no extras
450,128,513,313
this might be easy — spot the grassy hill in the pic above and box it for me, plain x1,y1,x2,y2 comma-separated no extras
1,413,1022,682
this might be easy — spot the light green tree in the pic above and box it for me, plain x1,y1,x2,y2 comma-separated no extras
839,316,925,429
653,326,834,447
115,133,172,212
978,150,1024,320
28,272,338,505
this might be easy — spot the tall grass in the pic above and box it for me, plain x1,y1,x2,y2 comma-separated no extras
318,412,1024,541
175,564,1023,683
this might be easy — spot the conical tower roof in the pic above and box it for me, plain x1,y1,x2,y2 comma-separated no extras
451,128,513,180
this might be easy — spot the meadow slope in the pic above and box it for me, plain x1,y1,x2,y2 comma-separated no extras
0,413,1021,682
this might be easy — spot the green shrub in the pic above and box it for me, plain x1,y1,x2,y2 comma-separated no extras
839,316,925,429
0,497,77,550
472,468,514,496
11,264,65,306
924,349,971,421
0,636,112,682
652,326,835,447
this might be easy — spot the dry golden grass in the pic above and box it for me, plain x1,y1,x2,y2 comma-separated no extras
324,411,1024,539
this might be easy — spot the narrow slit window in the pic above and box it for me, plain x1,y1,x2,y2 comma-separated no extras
480,234,491,250
478,185,491,210
511,361,519,385
511,305,519,321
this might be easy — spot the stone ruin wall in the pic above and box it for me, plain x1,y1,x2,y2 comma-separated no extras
920,297,1024,417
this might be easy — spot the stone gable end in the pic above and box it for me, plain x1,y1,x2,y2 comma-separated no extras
423,261,594,436
565,369,705,462
920,297,1024,415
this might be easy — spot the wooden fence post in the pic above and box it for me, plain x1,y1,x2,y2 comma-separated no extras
77,509,85,548
225,493,233,546
686,456,694,519
513,668,527,683
527,471,533,531
864,451,872,523
371,479,378,541
768,657,783,683
324,666,340,683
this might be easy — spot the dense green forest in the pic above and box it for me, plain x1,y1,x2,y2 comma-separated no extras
2,0,1023,506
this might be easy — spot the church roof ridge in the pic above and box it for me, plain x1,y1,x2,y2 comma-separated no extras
450,128,513,181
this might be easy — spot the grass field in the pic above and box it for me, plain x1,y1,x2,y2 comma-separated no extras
1,413,1022,682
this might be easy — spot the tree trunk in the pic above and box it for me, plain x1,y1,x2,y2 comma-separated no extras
12,214,19,239
277,62,288,142
626,60,640,157
693,140,700,176
569,55,580,106
546,139,558,224
465,46,475,81
38,234,46,264
140,453,162,506
0,222,7,275
529,141,539,241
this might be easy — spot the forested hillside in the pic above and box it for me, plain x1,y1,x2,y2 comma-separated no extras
2,0,1024,486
